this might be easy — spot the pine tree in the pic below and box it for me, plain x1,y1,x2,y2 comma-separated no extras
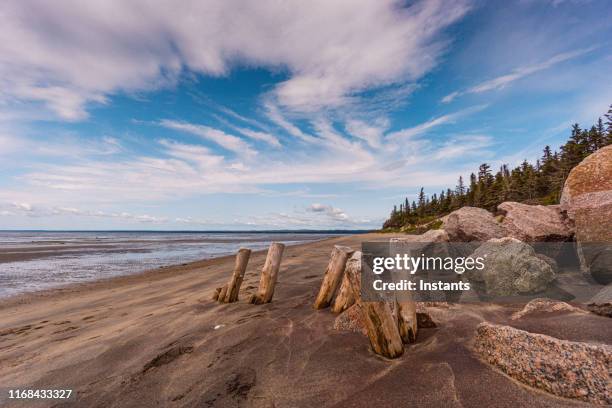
605,105,612,143
417,187,426,217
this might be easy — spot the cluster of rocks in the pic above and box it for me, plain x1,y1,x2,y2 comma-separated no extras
362,146,610,403
444,145,612,294
474,322,611,405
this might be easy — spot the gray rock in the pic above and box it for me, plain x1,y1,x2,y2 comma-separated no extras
445,207,506,242
469,237,555,296
535,253,557,273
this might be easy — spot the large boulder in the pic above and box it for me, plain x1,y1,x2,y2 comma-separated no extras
497,202,572,242
468,238,555,296
560,146,612,284
560,145,612,220
474,322,611,404
445,207,506,242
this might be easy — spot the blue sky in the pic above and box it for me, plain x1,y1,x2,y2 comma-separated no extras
0,0,611,230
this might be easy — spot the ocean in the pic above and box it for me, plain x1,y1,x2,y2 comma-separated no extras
0,231,347,298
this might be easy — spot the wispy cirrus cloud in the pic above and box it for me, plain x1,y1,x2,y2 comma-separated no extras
386,104,488,140
441,47,595,103
159,120,257,158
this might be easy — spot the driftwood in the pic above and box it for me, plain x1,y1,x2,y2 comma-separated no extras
249,242,285,305
330,251,360,313
218,284,228,303
360,301,404,358
346,251,404,359
330,269,355,313
221,248,251,303
314,245,354,310
212,287,222,301
396,301,418,344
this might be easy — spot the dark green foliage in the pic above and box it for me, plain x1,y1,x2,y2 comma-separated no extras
382,107,612,230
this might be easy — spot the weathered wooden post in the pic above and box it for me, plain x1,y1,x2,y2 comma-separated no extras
346,251,404,359
217,284,228,303
314,245,354,310
396,301,418,344
222,248,251,303
249,242,285,305
331,264,356,313
389,237,418,344
212,286,222,301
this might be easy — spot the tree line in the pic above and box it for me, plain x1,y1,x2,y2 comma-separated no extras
383,105,612,231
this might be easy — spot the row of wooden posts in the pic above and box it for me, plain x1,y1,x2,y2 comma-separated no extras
212,243,414,359
313,245,416,359
212,243,285,305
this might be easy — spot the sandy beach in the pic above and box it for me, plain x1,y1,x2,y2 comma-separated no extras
0,233,608,407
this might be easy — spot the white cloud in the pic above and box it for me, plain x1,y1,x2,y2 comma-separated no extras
307,203,349,221
0,202,168,223
345,118,389,148
441,47,594,103
387,104,487,140
159,120,256,158
433,134,493,159
233,127,281,148
0,0,471,120
264,102,319,144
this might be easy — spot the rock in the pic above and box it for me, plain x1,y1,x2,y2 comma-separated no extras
474,322,611,405
390,229,449,244
534,253,557,273
587,284,612,318
497,202,573,242
560,145,612,220
575,207,612,284
469,238,555,296
445,207,507,242
333,304,367,335
511,298,585,320
560,146,612,284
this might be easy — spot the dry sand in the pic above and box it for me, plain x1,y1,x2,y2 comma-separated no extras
0,233,608,407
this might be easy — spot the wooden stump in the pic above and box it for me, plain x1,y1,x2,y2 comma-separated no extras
396,301,418,344
222,248,252,303
359,301,404,358
344,252,362,296
345,251,404,359
212,287,222,301
330,271,355,313
249,242,285,305
218,284,228,303
313,245,354,310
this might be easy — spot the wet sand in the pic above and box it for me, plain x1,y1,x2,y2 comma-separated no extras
0,233,607,407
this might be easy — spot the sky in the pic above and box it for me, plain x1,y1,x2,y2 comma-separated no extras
0,0,611,230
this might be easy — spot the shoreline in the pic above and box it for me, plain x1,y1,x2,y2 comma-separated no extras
1,232,609,407
0,234,346,308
